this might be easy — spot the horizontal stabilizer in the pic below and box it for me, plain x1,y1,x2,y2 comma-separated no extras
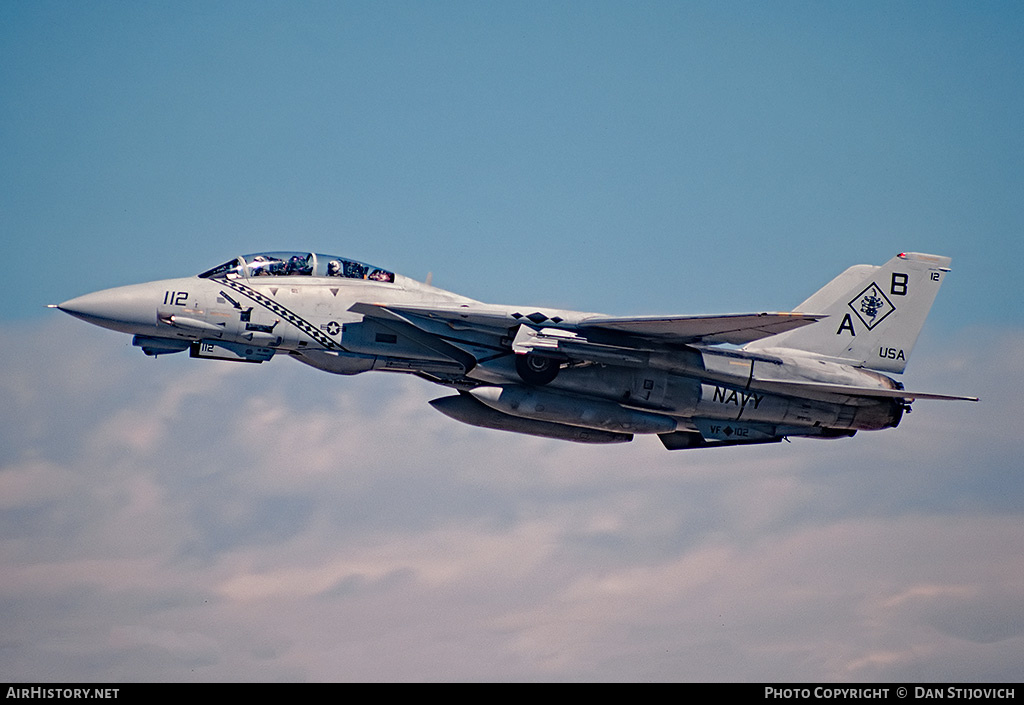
752,378,978,402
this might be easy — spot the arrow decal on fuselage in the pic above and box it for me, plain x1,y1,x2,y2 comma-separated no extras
218,278,340,349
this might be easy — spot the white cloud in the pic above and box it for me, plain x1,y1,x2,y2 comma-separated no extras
1,318,1021,681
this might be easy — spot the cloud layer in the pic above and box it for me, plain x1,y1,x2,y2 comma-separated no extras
1,319,1021,681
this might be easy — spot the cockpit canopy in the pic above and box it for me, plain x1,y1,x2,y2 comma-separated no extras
199,252,395,283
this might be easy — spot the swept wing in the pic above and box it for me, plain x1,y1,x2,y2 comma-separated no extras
351,302,822,347
577,311,823,345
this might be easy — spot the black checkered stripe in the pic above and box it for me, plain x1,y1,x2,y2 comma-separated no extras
220,278,339,350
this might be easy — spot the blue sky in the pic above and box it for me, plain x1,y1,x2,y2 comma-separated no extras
4,1,1022,324
2,1,1022,682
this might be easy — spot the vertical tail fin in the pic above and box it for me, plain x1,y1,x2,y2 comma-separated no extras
745,252,952,373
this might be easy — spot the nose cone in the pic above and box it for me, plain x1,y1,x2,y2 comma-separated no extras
58,283,159,334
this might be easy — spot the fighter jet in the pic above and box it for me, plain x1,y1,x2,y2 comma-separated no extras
54,250,976,450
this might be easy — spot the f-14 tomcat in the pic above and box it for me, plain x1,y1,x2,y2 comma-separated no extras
54,250,975,450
